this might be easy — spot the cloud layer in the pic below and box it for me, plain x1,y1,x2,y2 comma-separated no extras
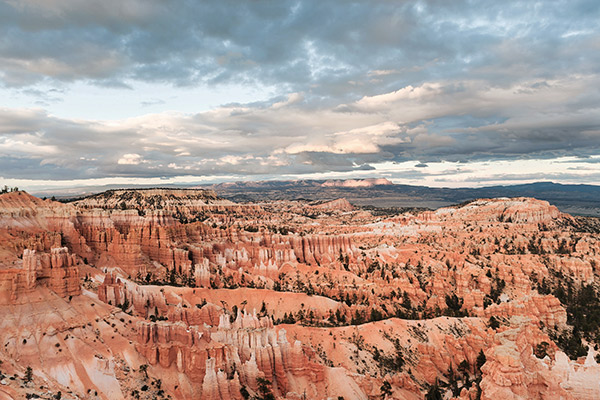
0,0,599,187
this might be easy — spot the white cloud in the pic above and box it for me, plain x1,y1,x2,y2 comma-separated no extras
271,92,304,109
368,69,400,77
284,121,406,154
0,75,598,185
352,83,443,112
117,153,142,165
3,155,600,193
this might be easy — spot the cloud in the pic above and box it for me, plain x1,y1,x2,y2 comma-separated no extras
0,0,597,97
0,69,600,182
284,122,407,155
368,70,400,77
141,99,166,107
351,83,444,112
117,153,142,165
271,92,304,109
0,0,598,188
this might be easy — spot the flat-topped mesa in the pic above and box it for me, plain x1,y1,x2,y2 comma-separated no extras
0,247,80,303
321,178,393,187
73,188,247,217
437,197,564,224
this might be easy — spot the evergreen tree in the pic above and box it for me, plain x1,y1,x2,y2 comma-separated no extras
380,380,392,399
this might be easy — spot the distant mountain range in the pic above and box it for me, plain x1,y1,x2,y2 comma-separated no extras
205,180,600,216
31,180,600,216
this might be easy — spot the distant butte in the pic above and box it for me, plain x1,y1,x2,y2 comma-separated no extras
321,178,394,187
202,179,600,216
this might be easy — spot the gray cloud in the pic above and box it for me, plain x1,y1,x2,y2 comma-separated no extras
0,0,599,185
1,72,599,181
0,1,598,94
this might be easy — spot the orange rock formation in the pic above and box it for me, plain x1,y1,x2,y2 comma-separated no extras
0,190,599,399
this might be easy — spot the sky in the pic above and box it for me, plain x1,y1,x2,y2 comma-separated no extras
1,0,599,192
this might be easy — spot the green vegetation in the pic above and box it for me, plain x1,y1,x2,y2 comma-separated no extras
380,380,392,399
542,278,600,360
444,294,465,317
425,380,442,400
0,186,18,193
534,342,550,359
255,377,275,400
24,366,33,383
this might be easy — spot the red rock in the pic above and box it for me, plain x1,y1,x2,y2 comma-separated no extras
2,190,600,399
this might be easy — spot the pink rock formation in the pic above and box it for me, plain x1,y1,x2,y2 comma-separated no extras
1,190,600,399
0,247,80,303
480,318,600,400
310,198,354,212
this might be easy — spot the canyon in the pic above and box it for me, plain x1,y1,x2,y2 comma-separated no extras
0,188,599,399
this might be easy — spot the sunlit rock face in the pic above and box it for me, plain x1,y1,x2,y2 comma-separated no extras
1,189,600,399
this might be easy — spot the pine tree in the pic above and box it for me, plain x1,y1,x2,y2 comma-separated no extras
380,380,392,399
24,366,33,383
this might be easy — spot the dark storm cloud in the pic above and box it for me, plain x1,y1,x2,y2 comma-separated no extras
1,1,597,93
0,0,599,184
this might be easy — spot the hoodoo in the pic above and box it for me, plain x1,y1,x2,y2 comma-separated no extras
0,189,599,399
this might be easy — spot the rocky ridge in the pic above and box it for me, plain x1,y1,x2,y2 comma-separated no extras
0,190,599,399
